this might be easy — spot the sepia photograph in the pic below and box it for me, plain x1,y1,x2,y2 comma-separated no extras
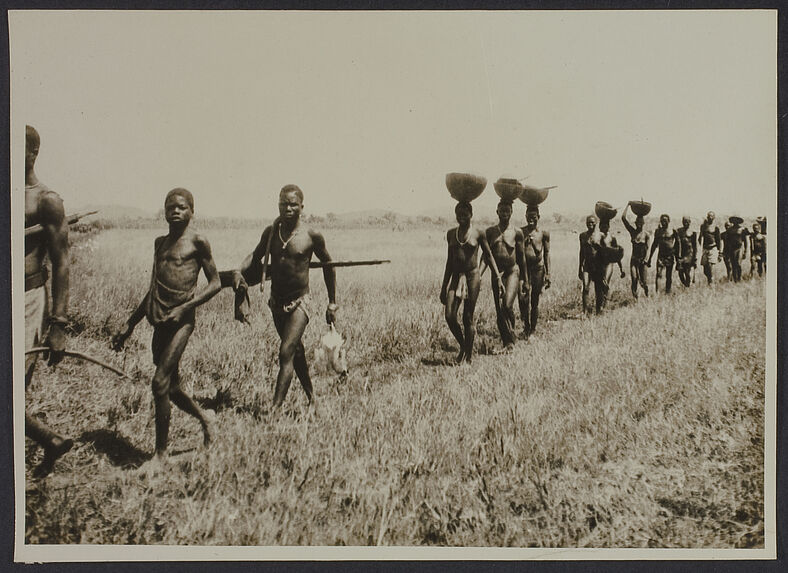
10,9,777,561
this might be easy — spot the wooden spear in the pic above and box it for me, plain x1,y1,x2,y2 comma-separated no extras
25,210,99,237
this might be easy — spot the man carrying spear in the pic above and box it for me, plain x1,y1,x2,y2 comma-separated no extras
23,125,74,477
234,185,337,408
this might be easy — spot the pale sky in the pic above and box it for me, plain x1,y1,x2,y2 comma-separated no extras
10,10,777,220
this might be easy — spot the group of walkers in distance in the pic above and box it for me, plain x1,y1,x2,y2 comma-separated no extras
440,178,767,365
22,129,767,478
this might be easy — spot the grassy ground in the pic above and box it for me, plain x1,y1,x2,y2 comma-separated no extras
24,225,765,547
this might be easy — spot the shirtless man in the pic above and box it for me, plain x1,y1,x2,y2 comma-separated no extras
647,214,679,294
724,217,749,283
237,185,337,407
598,218,626,308
621,203,650,299
749,222,766,277
721,221,733,280
112,188,220,464
441,201,500,363
485,200,526,351
24,125,74,477
519,205,551,338
699,211,722,285
676,216,697,288
578,215,604,315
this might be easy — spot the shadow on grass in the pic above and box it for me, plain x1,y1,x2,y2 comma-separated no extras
79,429,151,469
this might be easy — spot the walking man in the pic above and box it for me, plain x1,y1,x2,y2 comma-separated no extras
24,125,74,477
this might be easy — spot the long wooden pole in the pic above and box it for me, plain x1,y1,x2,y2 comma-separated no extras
25,210,99,237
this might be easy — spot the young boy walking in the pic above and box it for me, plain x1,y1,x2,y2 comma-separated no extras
112,188,220,464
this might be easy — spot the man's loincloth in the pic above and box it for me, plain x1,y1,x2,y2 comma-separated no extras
657,255,675,269
25,285,47,380
701,246,719,266
146,279,195,326
269,292,313,322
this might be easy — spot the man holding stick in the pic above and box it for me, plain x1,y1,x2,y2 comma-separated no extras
235,185,337,408
23,125,73,477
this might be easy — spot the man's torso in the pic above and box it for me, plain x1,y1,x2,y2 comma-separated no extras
270,224,314,300
155,232,203,293
487,225,518,270
25,182,54,278
448,226,480,274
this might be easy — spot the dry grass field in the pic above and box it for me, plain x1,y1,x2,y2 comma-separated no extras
23,221,766,547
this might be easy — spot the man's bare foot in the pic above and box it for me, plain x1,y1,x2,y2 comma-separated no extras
138,453,168,477
32,438,74,478
455,350,465,364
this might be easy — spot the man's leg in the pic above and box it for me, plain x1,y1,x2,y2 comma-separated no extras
529,266,544,335
292,331,313,402
582,271,594,315
630,262,639,298
655,261,664,293
638,262,649,296
665,260,674,293
151,322,194,458
169,364,212,446
492,272,509,346
703,258,713,285
444,291,465,362
272,308,310,407
462,273,481,362
498,271,518,347
26,414,74,477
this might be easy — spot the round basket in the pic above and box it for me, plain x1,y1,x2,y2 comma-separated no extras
445,173,487,203
493,178,523,202
519,184,553,206
595,201,618,221
628,200,651,217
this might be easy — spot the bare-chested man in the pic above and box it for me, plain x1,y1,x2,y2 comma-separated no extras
699,211,722,285
599,217,626,303
238,185,337,407
485,200,526,351
441,201,500,363
720,221,733,280
676,216,697,288
24,125,73,477
578,215,605,315
112,188,220,464
647,214,679,294
724,217,749,283
749,222,766,277
621,203,650,299
519,205,551,338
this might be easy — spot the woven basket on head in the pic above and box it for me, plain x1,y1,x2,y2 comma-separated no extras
595,201,617,221
519,184,555,206
493,178,524,202
628,200,651,217
445,173,487,203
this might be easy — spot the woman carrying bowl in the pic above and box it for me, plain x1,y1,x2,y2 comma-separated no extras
440,201,501,364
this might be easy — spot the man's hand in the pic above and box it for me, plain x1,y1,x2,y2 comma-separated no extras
45,322,66,366
544,275,551,290
645,260,652,268
163,304,189,325
326,303,338,325
440,290,447,305
578,271,583,281
620,270,626,279
111,324,132,352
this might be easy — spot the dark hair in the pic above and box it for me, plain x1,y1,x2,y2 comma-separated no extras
26,125,40,154
165,188,194,211
455,201,472,215
280,184,304,203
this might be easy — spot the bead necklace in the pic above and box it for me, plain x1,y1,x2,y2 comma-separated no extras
456,225,472,246
278,223,299,249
